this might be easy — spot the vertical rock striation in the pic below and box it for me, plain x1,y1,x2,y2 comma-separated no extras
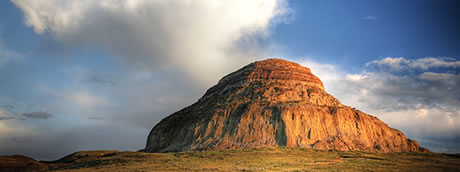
143,59,428,153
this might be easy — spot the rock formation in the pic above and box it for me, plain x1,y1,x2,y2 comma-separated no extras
143,59,428,153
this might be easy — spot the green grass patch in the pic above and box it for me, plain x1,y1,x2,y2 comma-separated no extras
49,147,460,171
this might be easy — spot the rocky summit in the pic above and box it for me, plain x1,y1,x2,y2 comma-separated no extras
143,59,428,153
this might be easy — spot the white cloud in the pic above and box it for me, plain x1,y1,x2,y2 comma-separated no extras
295,59,341,83
364,15,379,21
366,57,460,71
12,0,290,84
346,74,365,82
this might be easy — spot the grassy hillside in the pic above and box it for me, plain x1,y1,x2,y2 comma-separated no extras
2,147,460,171
52,147,460,171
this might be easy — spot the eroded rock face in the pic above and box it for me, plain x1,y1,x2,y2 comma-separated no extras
144,59,428,153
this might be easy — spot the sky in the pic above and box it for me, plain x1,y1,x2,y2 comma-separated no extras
0,0,459,160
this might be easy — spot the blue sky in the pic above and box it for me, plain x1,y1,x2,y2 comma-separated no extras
0,0,459,160
274,0,460,67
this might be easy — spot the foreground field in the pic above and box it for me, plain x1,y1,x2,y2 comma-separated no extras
1,147,460,171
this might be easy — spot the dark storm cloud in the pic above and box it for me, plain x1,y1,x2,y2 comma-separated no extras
22,111,53,120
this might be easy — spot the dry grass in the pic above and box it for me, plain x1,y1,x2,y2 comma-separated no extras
48,147,460,171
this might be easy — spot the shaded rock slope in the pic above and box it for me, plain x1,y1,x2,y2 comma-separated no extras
143,59,428,153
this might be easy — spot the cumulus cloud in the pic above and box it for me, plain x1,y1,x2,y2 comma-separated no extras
22,111,53,120
299,57,460,153
12,0,290,84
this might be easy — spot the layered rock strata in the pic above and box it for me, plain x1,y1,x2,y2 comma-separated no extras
144,59,428,153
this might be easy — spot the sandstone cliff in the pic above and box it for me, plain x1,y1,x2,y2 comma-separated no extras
143,59,428,153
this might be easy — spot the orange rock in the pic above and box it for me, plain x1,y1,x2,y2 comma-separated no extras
143,59,428,153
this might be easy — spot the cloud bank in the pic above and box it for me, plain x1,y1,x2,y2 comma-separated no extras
12,0,290,84
366,57,460,71
299,57,460,153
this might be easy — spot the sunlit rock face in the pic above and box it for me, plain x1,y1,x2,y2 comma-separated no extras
143,59,428,153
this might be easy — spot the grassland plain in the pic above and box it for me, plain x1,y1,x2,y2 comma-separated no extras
21,147,457,171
